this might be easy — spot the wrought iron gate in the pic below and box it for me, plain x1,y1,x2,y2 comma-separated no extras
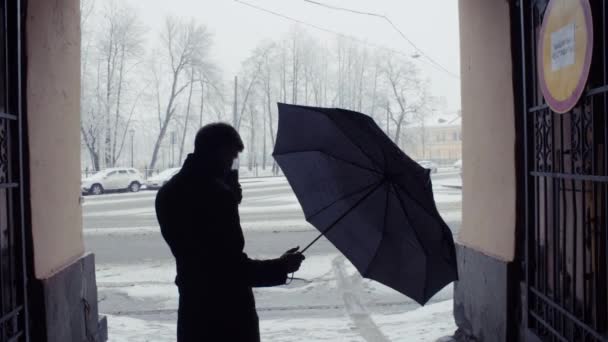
520,0,608,341
0,0,28,341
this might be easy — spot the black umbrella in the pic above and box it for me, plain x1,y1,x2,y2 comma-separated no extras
273,103,458,305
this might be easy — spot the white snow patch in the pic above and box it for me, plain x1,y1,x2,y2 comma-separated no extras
105,315,176,342
372,300,456,341
439,210,462,223
85,220,313,236
433,193,462,204
239,202,303,214
105,300,455,341
83,196,155,207
260,316,364,342
120,284,178,307
97,263,176,284
85,226,160,236
84,190,157,200
83,207,154,217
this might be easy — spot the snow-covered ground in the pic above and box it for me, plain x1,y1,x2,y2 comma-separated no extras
97,248,456,341
107,299,455,342
88,174,461,341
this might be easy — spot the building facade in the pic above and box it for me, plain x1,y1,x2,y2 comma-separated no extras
454,0,607,341
0,0,106,341
403,115,462,165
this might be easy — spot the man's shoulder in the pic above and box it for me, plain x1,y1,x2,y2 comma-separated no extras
157,173,228,203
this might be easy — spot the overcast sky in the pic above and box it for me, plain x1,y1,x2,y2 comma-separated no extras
129,0,461,111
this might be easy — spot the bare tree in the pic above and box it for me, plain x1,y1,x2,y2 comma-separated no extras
289,28,300,104
148,17,214,171
245,42,280,173
92,1,145,168
178,68,196,163
81,16,444,176
380,53,428,146
236,75,259,131
279,40,288,103
247,104,258,171
368,58,380,120
80,0,102,171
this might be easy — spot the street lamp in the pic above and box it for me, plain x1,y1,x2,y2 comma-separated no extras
129,128,135,168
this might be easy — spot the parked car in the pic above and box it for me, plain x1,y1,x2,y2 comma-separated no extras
453,159,462,170
453,159,462,178
81,168,144,195
418,160,438,174
145,167,180,190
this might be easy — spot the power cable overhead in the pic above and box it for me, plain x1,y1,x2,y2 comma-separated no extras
233,0,458,80
302,0,460,79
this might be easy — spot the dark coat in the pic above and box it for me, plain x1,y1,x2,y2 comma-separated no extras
155,154,288,342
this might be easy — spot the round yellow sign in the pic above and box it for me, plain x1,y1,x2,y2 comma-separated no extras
538,0,593,113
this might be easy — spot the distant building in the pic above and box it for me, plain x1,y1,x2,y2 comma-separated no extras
402,112,462,164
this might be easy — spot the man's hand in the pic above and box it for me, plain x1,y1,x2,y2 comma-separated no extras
281,246,305,273
234,183,243,204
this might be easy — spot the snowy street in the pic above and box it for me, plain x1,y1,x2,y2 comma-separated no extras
84,171,461,341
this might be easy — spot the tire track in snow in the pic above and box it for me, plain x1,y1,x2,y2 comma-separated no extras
332,255,391,342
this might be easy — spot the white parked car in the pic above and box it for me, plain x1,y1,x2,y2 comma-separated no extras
145,167,180,190
453,159,462,170
418,160,438,174
453,159,462,177
81,168,144,195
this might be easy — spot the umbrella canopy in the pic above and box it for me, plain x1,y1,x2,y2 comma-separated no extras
273,103,458,305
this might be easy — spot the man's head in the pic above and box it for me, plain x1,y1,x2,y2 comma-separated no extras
194,123,244,173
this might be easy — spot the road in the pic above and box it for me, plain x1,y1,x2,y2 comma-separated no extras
84,172,461,264
83,171,462,336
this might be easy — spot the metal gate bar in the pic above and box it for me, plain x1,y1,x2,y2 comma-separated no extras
520,0,608,341
0,0,27,341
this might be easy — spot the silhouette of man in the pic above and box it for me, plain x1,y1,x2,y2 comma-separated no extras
155,123,305,342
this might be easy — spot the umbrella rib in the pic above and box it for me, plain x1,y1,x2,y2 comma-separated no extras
390,183,428,257
305,180,381,222
336,109,390,170
322,113,385,172
391,181,442,222
391,182,434,302
274,149,383,175
362,181,390,277
301,180,385,253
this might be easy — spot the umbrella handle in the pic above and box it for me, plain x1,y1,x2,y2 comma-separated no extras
301,232,324,254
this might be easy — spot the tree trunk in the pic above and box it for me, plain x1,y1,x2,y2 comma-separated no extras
265,81,279,175
92,151,100,172
233,76,238,128
421,122,426,159
112,45,126,166
394,114,404,145
149,69,182,171
281,47,287,103
104,38,118,168
291,37,298,104
81,124,101,171
262,108,267,170
304,65,309,105
178,70,195,164
199,79,205,129
249,109,255,171
370,65,378,119
357,53,366,112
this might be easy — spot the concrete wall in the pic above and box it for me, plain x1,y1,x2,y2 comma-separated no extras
26,0,84,279
459,0,517,262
